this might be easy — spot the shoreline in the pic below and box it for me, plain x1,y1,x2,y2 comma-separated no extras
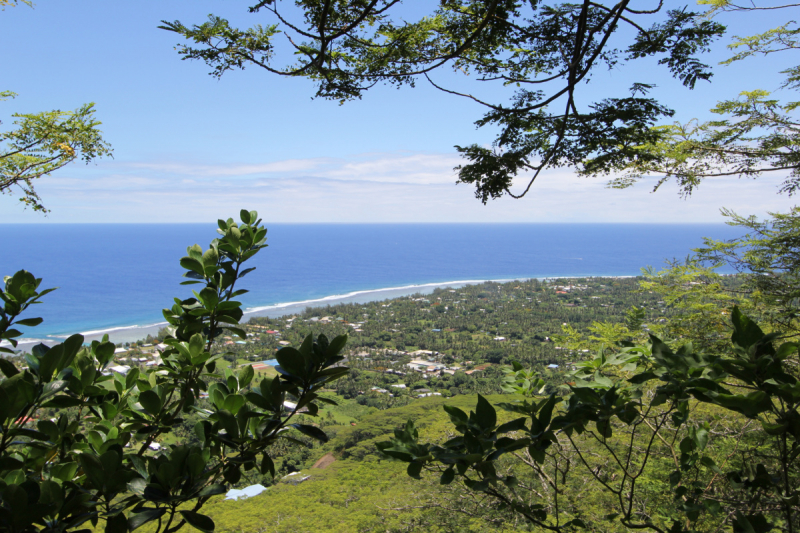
4,274,635,352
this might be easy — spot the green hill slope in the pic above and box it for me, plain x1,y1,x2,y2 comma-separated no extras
164,394,517,533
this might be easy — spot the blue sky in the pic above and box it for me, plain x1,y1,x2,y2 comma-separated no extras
1,1,796,223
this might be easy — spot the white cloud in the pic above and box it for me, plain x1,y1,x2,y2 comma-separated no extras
0,151,795,223
130,158,333,176
126,152,463,185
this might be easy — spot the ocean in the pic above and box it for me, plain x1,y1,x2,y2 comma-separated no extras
0,223,743,345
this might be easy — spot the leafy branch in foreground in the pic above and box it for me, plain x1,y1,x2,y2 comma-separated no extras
0,210,349,533
379,308,800,532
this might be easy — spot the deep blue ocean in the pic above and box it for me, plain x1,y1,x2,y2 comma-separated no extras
0,224,743,341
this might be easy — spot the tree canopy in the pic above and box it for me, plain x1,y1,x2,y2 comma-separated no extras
0,92,112,212
602,1,800,197
161,0,725,202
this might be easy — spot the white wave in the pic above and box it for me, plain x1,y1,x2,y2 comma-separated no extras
74,322,168,337
0,338,53,347
241,278,510,314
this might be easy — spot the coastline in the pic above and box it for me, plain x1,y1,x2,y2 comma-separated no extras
5,274,634,352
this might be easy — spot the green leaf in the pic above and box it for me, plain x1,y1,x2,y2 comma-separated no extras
0,358,19,377
180,257,206,277
189,334,205,358
38,479,64,507
733,511,773,533
126,367,140,390
42,395,83,408
695,425,709,451
537,395,556,429
198,484,226,498
217,410,239,439
528,444,545,464
138,390,162,415
440,467,455,485
593,371,613,388
223,465,241,484
95,341,116,365
223,394,246,415
291,424,328,443
276,347,307,378
474,394,497,430
407,462,423,479
105,512,128,533
260,454,275,479
245,392,271,410
38,343,63,382
679,437,696,454
761,420,789,435
298,334,313,359
443,404,468,426
78,454,106,490
15,317,43,327
628,372,658,384
226,327,247,340
497,417,527,434
59,334,84,369
238,365,254,389
710,391,772,418
731,307,765,349
50,462,78,482
201,247,219,267
327,334,348,358
179,511,215,533
700,456,722,474
239,209,251,224
128,509,167,531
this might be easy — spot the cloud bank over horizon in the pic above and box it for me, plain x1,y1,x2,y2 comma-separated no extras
0,151,794,224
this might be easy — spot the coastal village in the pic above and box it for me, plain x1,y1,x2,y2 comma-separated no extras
99,276,666,405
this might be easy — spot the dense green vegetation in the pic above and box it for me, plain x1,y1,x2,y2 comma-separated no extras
130,394,524,533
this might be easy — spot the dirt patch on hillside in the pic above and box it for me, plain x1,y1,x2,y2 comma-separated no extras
311,453,336,470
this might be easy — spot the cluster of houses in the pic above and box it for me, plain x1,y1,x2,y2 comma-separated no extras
303,315,371,333
246,325,285,342
369,384,441,398
550,282,590,293
105,343,166,376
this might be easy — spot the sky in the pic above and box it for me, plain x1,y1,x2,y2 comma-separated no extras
0,1,797,223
